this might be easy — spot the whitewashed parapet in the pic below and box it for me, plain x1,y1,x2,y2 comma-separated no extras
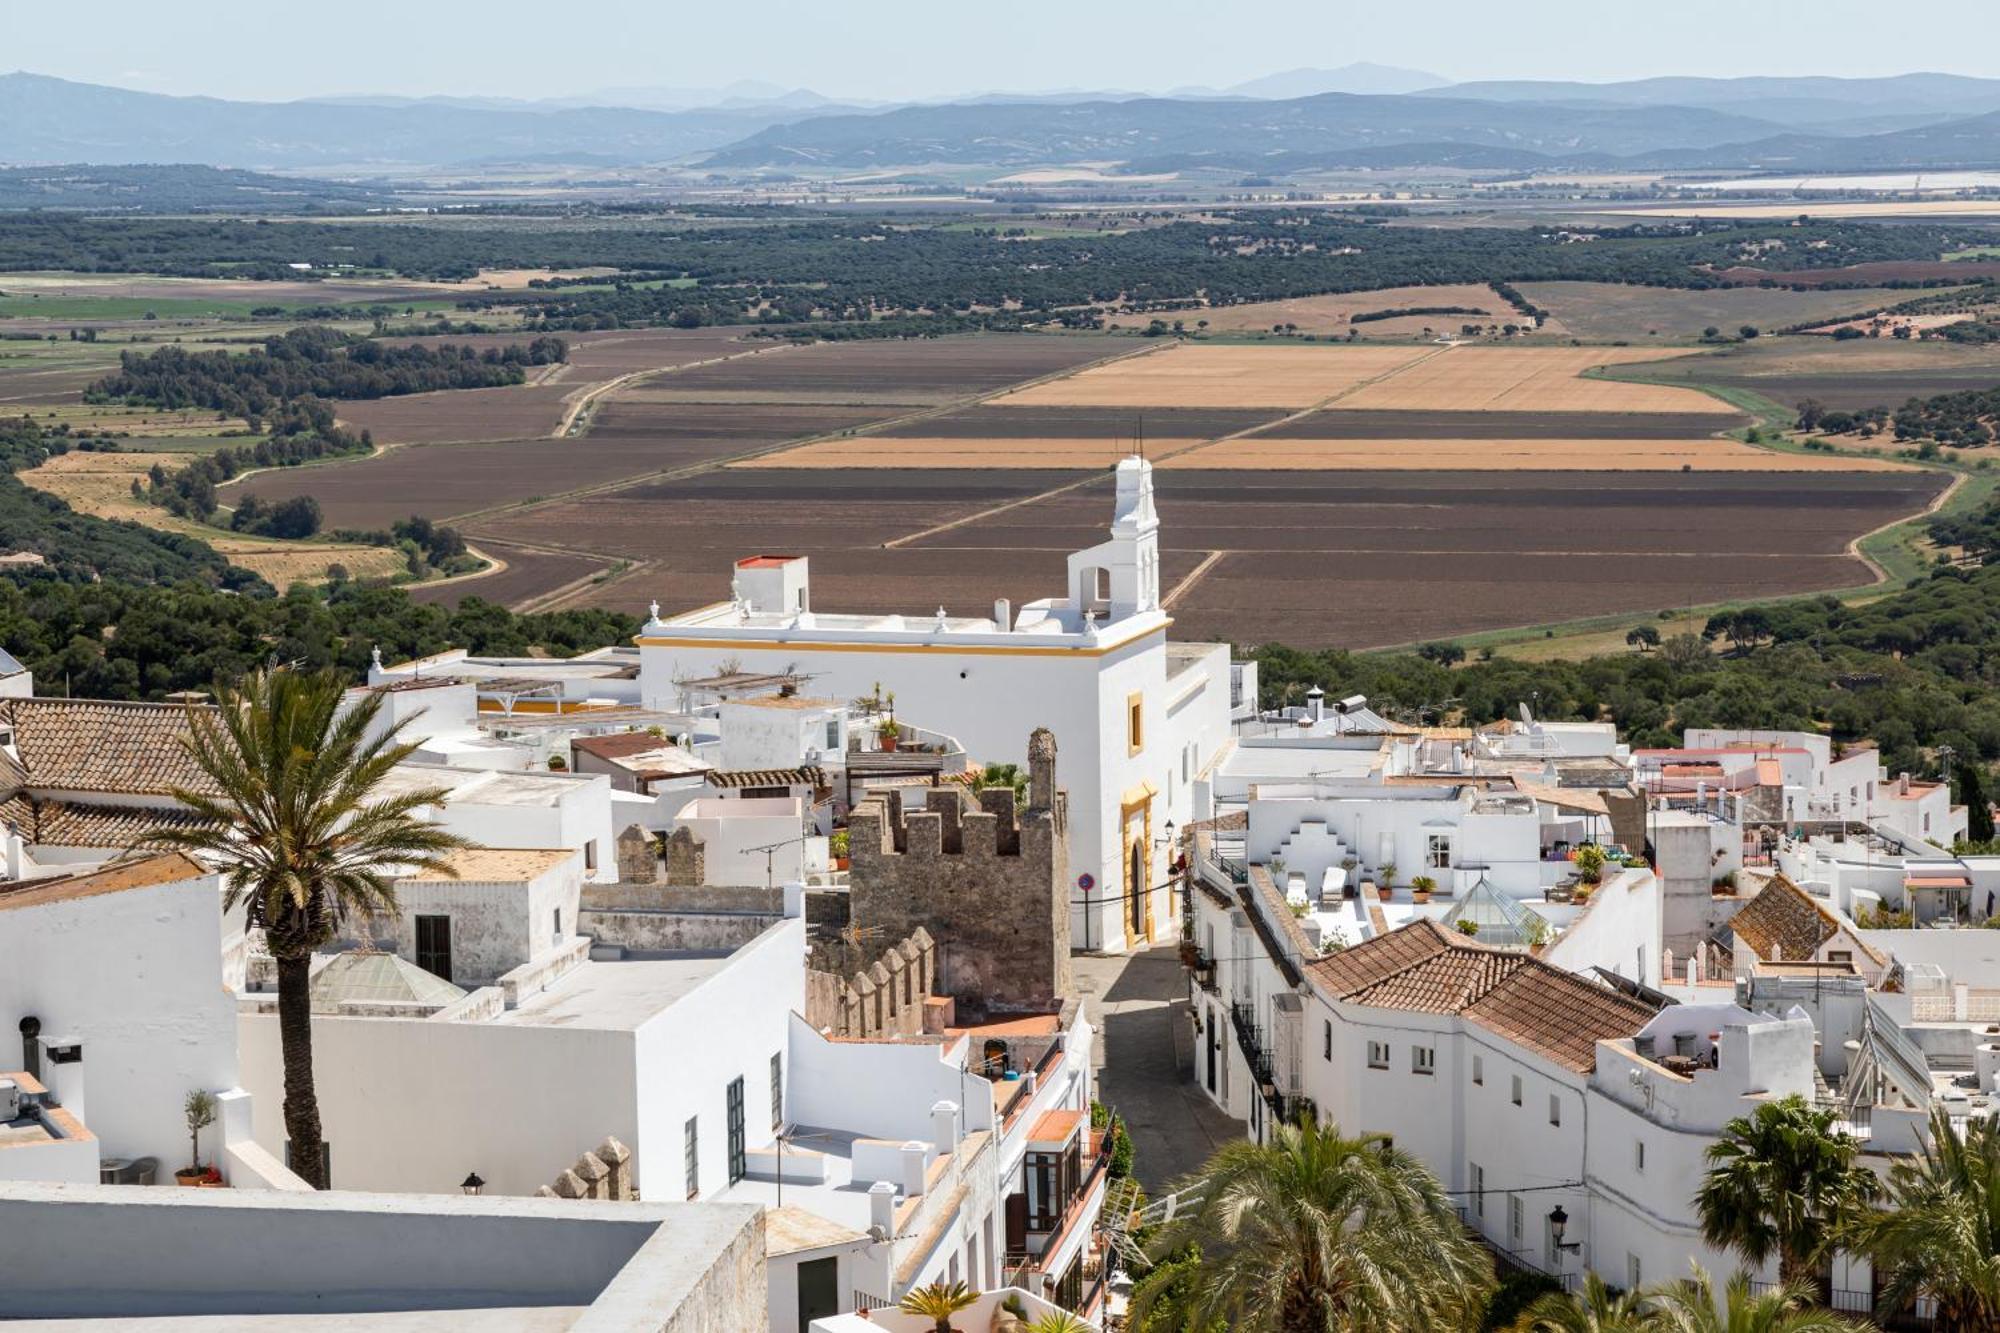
499,935,590,1009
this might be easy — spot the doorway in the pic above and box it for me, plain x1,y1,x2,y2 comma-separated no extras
796,1255,839,1328
1129,839,1146,945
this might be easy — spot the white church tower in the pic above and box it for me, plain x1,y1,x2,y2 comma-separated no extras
1067,455,1161,625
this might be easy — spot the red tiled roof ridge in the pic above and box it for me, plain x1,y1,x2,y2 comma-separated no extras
1304,917,1659,1072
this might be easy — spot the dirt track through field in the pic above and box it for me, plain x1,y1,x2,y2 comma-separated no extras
877,343,1453,548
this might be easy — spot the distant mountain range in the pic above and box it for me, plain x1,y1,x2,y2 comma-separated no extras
0,73,814,168
14,68,2000,179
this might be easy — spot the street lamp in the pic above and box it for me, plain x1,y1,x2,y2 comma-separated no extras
1548,1204,1581,1253
460,1171,485,1196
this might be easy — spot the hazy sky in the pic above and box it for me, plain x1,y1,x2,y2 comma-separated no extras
15,0,2000,103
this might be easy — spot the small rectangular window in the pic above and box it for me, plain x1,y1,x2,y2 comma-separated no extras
1426,834,1452,870
1366,1041,1389,1070
1549,1094,1561,1127
1628,1255,1642,1290
825,719,840,750
1412,1046,1436,1076
1323,1020,1332,1062
1127,694,1145,754
726,1077,747,1185
1509,1193,1523,1244
684,1117,699,1200
1511,1074,1523,1107
770,1051,784,1130
1634,1139,1646,1172
1470,1162,1484,1218
1471,1055,1483,1086
584,840,598,872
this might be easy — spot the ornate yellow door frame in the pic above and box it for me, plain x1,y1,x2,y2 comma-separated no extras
1120,782,1157,946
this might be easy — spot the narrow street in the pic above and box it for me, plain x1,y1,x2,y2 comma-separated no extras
1074,944,1244,1195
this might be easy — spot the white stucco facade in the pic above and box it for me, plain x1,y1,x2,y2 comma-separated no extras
636,457,1232,951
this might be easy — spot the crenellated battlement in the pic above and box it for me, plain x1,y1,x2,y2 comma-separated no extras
842,727,1072,1019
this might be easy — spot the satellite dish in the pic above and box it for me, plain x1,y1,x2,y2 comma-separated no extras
1518,702,1534,726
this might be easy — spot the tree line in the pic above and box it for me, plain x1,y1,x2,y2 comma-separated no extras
0,575,635,702
0,415,253,588
1800,386,2000,449
1251,538,2000,782
86,327,566,423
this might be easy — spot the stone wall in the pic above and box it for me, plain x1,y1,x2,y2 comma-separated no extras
806,926,937,1039
845,727,1071,1019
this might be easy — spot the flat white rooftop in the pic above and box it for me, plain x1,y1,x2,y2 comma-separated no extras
647,600,1170,649
714,1124,876,1233
496,953,735,1031
377,764,589,809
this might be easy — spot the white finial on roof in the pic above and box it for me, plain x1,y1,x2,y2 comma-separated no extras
370,644,382,670
935,606,949,630
648,599,660,624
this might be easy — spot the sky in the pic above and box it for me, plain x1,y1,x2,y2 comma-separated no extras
14,0,2000,104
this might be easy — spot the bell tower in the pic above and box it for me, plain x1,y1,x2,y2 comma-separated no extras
1067,455,1161,624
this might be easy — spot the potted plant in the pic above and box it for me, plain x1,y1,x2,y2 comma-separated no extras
877,717,900,752
899,1280,978,1333
1378,861,1398,891
176,1089,217,1187
1572,844,1606,886
198,1164,226,1188
1410,873,1436,904
829,828,850,871
1455,918,1478,936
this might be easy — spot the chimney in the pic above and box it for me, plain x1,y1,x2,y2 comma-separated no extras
869,1180,897,1235
1027,728,1058,811
900,1141,929,1198
930,1099,959,1151
1307,686,1325,723
993,598,1011,632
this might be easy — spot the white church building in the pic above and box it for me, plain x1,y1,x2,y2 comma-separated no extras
637,456,1233,952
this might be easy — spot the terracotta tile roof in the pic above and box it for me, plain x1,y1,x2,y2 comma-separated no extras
399,847,577,883
1305,918,1661,1074
0,852,210,913
0,698,217,797
0,794,214,849
1730,874,1887,969
706,766,827,791
1028,1108,1085,1147
573,731,683,760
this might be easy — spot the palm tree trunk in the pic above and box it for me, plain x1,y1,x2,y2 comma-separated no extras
276,953,327,1190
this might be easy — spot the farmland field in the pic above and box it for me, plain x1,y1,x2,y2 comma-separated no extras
484,466,1942,648
993,344,1430,409
1608,337,2000,412
1515,281,1933,341
1156,284,1557,338
177,331,1954,641
233,400,896,527
1334,346,1737,413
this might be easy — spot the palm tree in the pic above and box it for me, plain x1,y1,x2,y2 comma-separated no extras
147,667,468,1189
1849,1105,2000,1331
1130,1115,1494,1331
1644,1267,1870,1333
898,1280,979,1333
1694,1095,1876,1291
1508,1272,1659,1332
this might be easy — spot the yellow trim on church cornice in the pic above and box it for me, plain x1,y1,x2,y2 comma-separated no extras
633,619,1171,659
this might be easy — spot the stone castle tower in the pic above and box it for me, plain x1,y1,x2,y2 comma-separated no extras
845,727,1071,1018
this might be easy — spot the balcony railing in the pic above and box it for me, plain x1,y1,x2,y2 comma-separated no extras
1745,1281,1933,1330
1230,1001,1275,1089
